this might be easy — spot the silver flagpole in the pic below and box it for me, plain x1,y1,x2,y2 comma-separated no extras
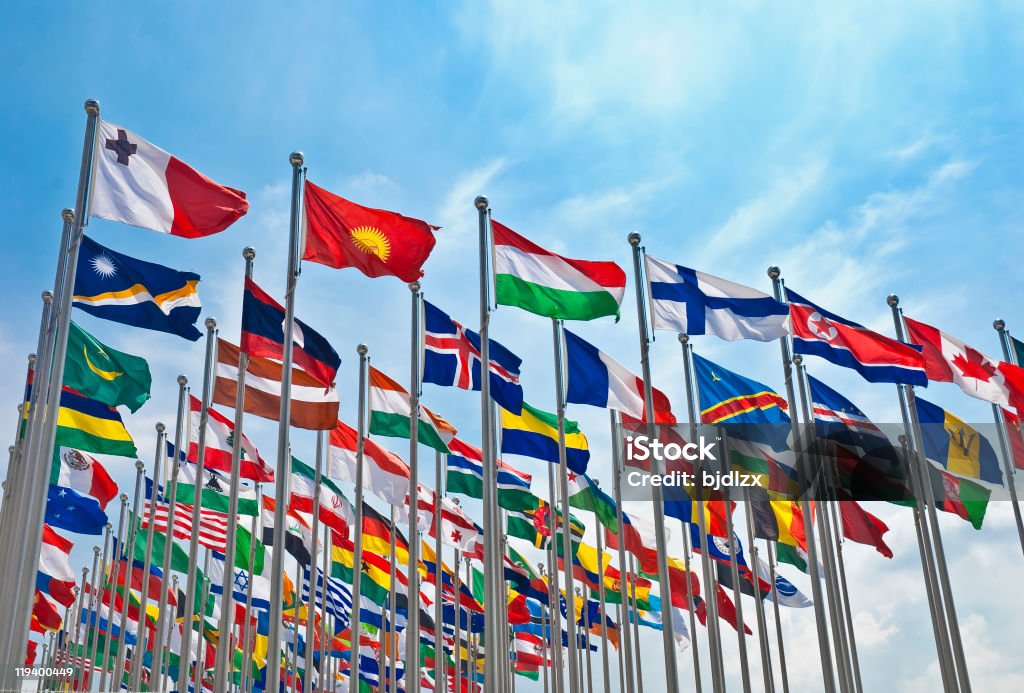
989,320,1024,555
406,280,423,689
178,318,220,693
626,233,678,692
267,151,306,693
194,549,213,693
214,245,257,692
615,598,626,693
828,502,863,693
677,334,726,693
627,554,644,693
453,545,462,693
435,450,446,688
146,374,190,692
766,541,790,693
546,435,565,693
350,344,369,690
291,551,302,693
99,491,130,692
538,571,548,693
740,490,774,693
242,486,262,693
608,410,636,693
302,429,325,693
71,568,88,690
592,480,613,693
388,504,399,691
84,528,112,691
318,520,331,693
578,587,592,693
767,266,836,693
888,295,971,692
718,460,751,693
682,521,703,692
551,317,582,693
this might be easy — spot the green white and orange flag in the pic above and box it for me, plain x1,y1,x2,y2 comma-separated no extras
491,219,626,321
368,366,454,453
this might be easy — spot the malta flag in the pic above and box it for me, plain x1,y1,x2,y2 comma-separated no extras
303,180,439,282
91,119,249,237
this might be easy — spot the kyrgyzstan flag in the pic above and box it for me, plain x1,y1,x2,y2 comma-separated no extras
303,179,439,282
90,119,249,238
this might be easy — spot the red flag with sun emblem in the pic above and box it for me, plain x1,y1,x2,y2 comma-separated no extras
303,180,439,282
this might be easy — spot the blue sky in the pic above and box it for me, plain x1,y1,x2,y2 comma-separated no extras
2,1,1024,690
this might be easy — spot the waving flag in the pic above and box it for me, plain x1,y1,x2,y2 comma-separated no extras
786,289,926,385
566,471,618,532
38,525,76,607
166,445,259,514
564,328,675,423
289,457,353,539
692,352,789,451
56,387,137,457
50,446,118,510
73,235,202,341
90,119,248,237
835,495,893,558
63,321,152,412
915,397,1003,485
46,485,107,535
500,401,590,474
929,465,989,529
188,395,273,482
690,529,772,593
445,437,534,512
423,300,523,414
645,255,789,341
369,366,453,453
327,419,410,506
241,278,341,387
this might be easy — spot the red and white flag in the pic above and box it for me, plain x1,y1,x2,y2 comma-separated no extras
39,525,76,607
189,395,274,482
327,420,410,506
91,119,249,238
141,499,229,552
414,485,481,554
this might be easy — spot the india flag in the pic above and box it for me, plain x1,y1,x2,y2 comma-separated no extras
492,219,626,321
368,366,453,453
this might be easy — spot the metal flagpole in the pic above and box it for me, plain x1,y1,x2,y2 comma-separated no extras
71,566,88,691
241,488,261,693
888,295,971,693
615,598,626,693
827,501,863,693
592,481,613,693
302,430,325,693
677,334,726,693
551,317,582,693
194,549,213,693
628,554,645,693
319,524,332,693
990,320,1024,556
546,437,565,693
682,521,703,692
627,233,678,692
740,491,775,693
608,410,637,693
435,450,447,689
406,280,424,689
84,528,112,691
389,505,399,691
454,545,462,693
99,492,130,691
767,267,836,693
538,580,549,693
267,151,306,693
766,541,790,693
214,246,258,692
146,374,190,692
178,317,219,693
291,551,303,693
350,343,369,690
718,466,752,693
578,587,592,693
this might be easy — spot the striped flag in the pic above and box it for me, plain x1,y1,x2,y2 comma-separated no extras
327,419,410,506
369,366,453,453
445,437,534,512
188,395,274,482
300,566,353,626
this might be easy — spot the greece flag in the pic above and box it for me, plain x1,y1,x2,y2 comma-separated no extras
644,254,789,341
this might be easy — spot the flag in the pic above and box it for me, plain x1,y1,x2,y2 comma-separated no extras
241,277,341,388
835,496,893,558
915,396,1002,485
786,289,927,386
262,496,316,566
303,180,438,282
50,446,118,510
603,508,659,566
90,119,248,237
327,420,410,506
566,471,618,532
445,437,534,512
55,387,137,457
692,352,789,451
189,395,274,482
1002,408,1024,471
46,485,107,535
492,219,625,321
31,591,62,633
500,400,590,474
63,320,152,412
167,447,259,515
929,465,989,529
689,529,771,593
38,525,76,607
214,339,338,431
369,366,452,453
776,543,810,574
422,300,523,414
300,566,354,627
133,521,191,574
644,255,789,341
417,486,482,553
331,539,400,606
904,316,1024,408
563,328,675,423
767,563,812,608
73,234,202,341
289,457,353,539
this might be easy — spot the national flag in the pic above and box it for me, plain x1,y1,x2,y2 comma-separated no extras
786,289,927,386
289,457,353,539
208,548,290,612
188,395,274,482
689,529,772,593
492,219,626,321
141,494,264,571
214,339,338,431
765,560,812,608
327,420,410,506
241,277,341,387
416,486,482,553
261,496,317,566
563,328,676,424
166,445,259,514
90,119,248,237
300,566,354,627
776,543,810,574
603,508,659,567
730,439,804,547
422,300,523,414
133,522,191,574
38,525,76,607
904,316,1024,408
1002,408,1024,471
928,464,990,529
915,396,1002,485
369,366,452,453
566,471,618,532
708,583,752,635
331,538,401,606
644,255,789,341
445,437,534,512
73,234,203,341
46,485,107,535
63,320,152,412
31,591,62,633
50,446,118,510
834,496,893,558
55,387,137,457
500,400,590,474
303,180,438,282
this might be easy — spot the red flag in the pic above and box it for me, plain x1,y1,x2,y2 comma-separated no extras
1002,408,1024,471
838,498,893,558
714,583,752,635
303,180,439,282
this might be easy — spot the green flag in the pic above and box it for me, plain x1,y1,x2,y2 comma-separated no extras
63,321,152,412
172,462,259,516
134,518,192,574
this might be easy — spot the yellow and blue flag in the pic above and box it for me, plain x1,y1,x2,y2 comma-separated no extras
73,235,203,341
693,352,790,451
56,387,137,458
916,397,1002,485
500,401,589,473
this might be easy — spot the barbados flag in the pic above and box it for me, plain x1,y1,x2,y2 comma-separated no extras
500,401,589,474
56,387,137,458
73,235,202,341
915,396,1002,486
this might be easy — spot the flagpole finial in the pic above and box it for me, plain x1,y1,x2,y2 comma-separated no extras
627,232,641,246
5,447,12,457
204,317,217,330
93,546,100,555
792,354,802,366
177,374,188,386
357,344,368,357
678,333,689,344
156,422,166,434
26,354,35,367
994,319,1006,331
767,266,780,279
409,281,421,293
84,99,100,115
120,492,129,503
475,195,488,209
289,151,304,167
243,247,256,261
886,294,899,307
61,208,74,222
41,290,52,304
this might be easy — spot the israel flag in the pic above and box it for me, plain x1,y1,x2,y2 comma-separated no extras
644,254,789,341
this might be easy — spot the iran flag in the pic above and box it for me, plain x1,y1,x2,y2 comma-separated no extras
91,119,249,238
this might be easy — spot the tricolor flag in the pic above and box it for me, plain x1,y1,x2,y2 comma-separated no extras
262,496,317,566
445,437,533,512
327,419,410,506
189,395,274,482
50,446,118,510
90,119,248,237
289,457,353,539
55,387,137,458
214,339,338,431
38,525,76,607
166,445,259,515
369,366,453,453
566,471,618,533
492,220,626,321
915,397,1003,486
500,401,590,474
603,508,659,567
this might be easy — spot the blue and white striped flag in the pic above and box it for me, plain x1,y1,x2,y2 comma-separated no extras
301,566,353,629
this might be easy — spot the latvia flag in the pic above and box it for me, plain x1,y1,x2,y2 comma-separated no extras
91,119,249,237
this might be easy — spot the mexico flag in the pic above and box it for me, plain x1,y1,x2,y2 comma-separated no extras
90,119,249,238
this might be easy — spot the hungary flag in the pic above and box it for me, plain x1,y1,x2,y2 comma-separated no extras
492,219,625,321
368,366,453,453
